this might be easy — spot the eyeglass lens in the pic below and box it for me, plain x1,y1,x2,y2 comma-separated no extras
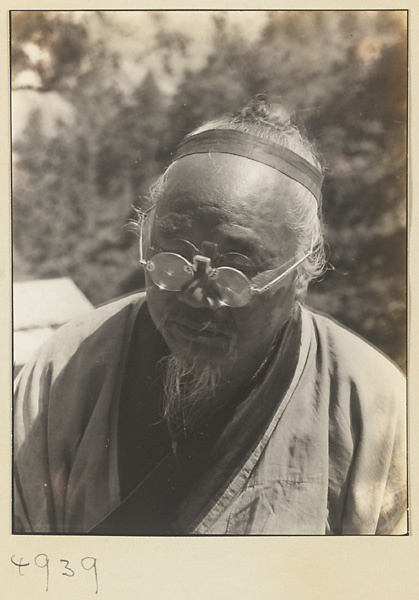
147,253,251,307
146,253,192,291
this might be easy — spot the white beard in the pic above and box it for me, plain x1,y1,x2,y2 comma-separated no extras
159,333,237,438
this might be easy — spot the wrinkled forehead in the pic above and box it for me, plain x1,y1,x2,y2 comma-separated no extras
154,153,298,256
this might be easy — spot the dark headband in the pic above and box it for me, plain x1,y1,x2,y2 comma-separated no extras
173,129,323,204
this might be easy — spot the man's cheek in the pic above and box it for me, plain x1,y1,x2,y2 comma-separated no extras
146,288,171,329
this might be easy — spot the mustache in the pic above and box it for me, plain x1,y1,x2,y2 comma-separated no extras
171,308,233,336
153,302,233,337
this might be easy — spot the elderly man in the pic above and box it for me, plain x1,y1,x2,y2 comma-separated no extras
14,98,407,535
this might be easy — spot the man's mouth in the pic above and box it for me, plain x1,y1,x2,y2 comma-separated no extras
168,317,229,341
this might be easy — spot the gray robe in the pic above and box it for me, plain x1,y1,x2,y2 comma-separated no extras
14,293,407,534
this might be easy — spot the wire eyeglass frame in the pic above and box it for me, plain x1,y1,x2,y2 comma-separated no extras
138,207,312,306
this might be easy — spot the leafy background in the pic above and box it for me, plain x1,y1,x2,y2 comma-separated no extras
11,10,407,371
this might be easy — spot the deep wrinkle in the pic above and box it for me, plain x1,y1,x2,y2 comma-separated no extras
153,214,271,270
154,155,299,266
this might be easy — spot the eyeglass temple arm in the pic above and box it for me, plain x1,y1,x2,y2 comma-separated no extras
138,207,154,265
252,248,313,294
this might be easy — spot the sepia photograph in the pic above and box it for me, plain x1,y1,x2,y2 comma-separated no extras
11,9,407,537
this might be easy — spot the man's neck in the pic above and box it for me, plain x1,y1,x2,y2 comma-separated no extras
209,323,288,409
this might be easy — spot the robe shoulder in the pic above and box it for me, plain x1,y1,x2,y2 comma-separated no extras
14,292,146,450
304,306,405,404
16,292,146,379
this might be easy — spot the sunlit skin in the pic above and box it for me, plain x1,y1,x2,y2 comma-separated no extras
145,152,302,394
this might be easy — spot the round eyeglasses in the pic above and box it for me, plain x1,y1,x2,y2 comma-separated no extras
138,208,312,308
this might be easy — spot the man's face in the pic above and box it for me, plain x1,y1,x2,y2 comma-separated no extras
145,152,300,370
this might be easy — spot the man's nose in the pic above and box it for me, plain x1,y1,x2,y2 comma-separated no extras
178,277,221,310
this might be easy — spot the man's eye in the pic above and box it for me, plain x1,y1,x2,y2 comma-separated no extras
225,263,258,276
237,267,260,279
220,253,258,273
156,238,197,261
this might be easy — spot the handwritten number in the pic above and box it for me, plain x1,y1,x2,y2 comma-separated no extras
81,557,98,595
11,554,97,593
10,555,30,575
34,553,50,592
60,559,75,577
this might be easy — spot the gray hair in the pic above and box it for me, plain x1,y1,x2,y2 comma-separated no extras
147,96,327,299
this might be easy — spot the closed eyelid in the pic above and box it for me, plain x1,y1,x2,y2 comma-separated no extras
151,238,261,271
149,239,292,274
152,237,199,256
219,252,257,268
